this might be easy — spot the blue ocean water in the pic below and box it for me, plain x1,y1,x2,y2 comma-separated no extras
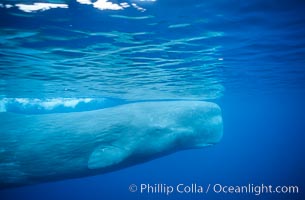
0,0,305,199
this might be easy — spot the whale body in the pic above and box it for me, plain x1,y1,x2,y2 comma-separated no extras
0,101,223,189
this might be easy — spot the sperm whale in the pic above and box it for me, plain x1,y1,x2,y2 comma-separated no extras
0,101,223,188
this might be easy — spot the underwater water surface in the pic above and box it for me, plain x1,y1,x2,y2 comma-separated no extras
1,0,305,199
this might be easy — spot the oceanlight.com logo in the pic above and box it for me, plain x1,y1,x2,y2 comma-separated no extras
128,183,299,196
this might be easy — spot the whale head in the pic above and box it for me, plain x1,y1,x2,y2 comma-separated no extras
106,101,224,162
166,101,223,150
88,101,223,170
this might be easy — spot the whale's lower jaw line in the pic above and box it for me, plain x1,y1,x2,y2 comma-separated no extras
0,100,223,189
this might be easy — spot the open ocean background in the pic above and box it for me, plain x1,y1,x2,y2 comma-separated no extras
0,0,305,199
